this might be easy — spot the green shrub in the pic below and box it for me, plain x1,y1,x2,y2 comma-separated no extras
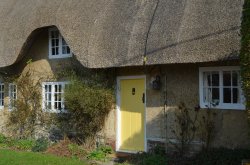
0,135,35,151
0,134,7,143
142,154,167,165
57,78,114,143
99,145,113,155
87,150,106,161
68,143,87,158
240,0,250,136
87,145,113,161
189,148,250,165
129,152,167,165
32,137,49,152
12,139,35,150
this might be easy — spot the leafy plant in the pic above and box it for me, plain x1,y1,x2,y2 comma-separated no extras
240,0,250,138
7,67,52,139
129,152,167,165
56,73,114,144
32,137,49,152
87,145,113,161
68,143,87,158
12,139,35,150
0,134,7,143
170,103,199,155
189,148,250,165
199,105,217,150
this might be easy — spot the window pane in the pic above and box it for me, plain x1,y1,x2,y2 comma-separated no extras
232,71,239,86
67,47,70,54
52,48,55,55
203,88,211,103
62,47,66,54
223,71,231,86
48,102,51,109
48,93,51,101
212,88,219,103
54,102,58,109
0,84,4,106
203,72,211,87
212,72,219,86
223,88,231,103
55,48,59,55
45,85,48,92
58,93,61,101
233,88,240,103
58,102,62,110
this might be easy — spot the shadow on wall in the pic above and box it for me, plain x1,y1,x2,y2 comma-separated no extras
118,103,249,154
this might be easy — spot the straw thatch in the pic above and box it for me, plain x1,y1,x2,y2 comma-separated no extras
0,0,244,68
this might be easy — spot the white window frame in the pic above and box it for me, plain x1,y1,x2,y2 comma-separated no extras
199,66,246,110
8,83,17,110
42,82,68,113
0,83,4,109
48,27,72,59
199,66,245,110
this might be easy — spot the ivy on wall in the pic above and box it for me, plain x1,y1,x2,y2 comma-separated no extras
240,0,250,135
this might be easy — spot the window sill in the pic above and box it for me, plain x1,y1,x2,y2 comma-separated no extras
43,109,68,113
49,54,72,59
200,103,245,110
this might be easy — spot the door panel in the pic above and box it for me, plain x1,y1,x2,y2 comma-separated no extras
120,78,145,151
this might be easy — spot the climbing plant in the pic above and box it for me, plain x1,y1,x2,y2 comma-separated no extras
240,0,250,136
7,68,52,139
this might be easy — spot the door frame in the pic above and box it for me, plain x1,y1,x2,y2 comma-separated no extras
116,75,147,153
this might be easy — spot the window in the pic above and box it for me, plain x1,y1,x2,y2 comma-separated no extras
42,82,68,112
0,83,4,109
48,28,71,59
9,83,17,110
199,66,245,110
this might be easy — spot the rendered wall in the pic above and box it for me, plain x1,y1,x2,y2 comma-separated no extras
117,64,249,150
0,28,248,150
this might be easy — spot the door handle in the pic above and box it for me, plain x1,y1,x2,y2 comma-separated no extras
142,93,145,103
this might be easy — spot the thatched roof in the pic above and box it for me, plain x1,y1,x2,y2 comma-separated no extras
0,0,244,68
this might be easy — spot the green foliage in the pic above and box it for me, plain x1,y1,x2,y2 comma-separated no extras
116,145,167,165
11,139,35,150
0,149,87,165
7,69,48,139
87,145,113,161
0,137,35,151
170,103,199,155
67,143,87,158
0,134,7,144
199,107,217,150
0,134,36,151
241,0,250,135
87,150,106,161
57,75,114,143
32,137,49,152
169,103,217,155
189,148,250,165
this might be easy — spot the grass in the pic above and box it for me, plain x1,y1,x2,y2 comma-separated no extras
0,149,87,165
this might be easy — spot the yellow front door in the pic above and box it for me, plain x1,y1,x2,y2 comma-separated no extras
120,78,145,151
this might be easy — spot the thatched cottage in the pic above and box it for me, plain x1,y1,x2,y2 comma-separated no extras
0,0,248,153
